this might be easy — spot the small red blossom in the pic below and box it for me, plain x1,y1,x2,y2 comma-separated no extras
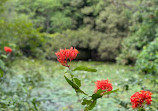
69,47,79,61
55,47,79,67
4,47,12,53
130,90,152,109
94,79,113,94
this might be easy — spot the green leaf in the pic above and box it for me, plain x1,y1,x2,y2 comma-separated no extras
0,68,4,77
74,78,81,87
66,70,74,77
76,89,88,95
103,89,119,95
88,100,97,110
0,59,5,69
32,98,38,111
92,94,102,100
64,75,88,95
95,89,104,94
64,75,79,89
82,99,92,105
138,108,145,111
73,66,97,72
1,55,7,59
84,106,89,111
91,89,104,100
91,89,119,100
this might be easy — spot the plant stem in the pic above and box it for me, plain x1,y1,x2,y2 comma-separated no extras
76,92,81,102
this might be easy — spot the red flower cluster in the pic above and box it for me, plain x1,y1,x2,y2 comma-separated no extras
94,79,113,93
130,90,152,108
55,47,79,67
4,47,12,53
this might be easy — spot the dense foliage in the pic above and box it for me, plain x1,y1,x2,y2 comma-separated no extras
0,18,45,58
117,0,158,65
45,28,124,61
0,0,158,110
136,37,158,75
13,0,130,61
2,0,158,63
0,0,46,59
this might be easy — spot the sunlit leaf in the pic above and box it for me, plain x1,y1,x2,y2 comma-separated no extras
76,89,88,95
95,89,104,94
1,55,7,59
64,75,88,95
73,66,97,72
64,75,79,89
103,89,119,95
74,78,81,87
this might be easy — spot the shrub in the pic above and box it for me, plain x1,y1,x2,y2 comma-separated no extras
13,0,130,61
45,28,124,61
117,0,158,65
0,18,45,58
44,29,97,60
136,37,158,75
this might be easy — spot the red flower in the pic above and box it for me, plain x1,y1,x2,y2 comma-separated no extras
69,47,79,61
55,47,79,67
4,47,12,53
130,90,152,109
94,79,113,94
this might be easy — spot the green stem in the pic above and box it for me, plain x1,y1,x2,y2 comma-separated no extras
76,92,81,102
68,66,81,102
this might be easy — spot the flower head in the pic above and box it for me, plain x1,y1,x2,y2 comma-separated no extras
55,47,79,67
94,79,113,94
130,90,152,109
69,47,79,61
4,47,12,53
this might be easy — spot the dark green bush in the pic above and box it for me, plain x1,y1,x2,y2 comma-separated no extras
117,0,158,65
0,18,45,58
43,2,130,61
0,0,46,59
44,29,97,60
44,28,124,61
136,37,158,75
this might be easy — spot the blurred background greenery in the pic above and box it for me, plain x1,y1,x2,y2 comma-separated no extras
0,0,158,110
